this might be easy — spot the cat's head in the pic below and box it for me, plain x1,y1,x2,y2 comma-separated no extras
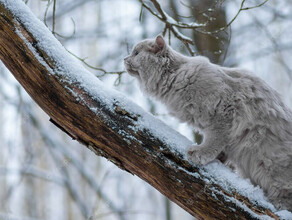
124,35,168,79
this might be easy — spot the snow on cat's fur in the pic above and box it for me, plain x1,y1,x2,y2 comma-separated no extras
124,35,292,211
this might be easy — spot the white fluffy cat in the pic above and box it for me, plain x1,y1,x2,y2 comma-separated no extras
124,35,292,211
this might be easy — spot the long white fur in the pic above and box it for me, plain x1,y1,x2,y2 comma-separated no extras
124,35,292,211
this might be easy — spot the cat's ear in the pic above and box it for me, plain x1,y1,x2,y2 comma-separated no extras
149,35,166,54
155,35,165,50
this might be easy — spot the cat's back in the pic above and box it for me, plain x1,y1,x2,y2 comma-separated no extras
222,66,291,121
178,56,229,92
221,66,292,149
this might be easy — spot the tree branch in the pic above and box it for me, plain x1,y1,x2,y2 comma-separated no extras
224,0,269,31
0,0,286,219
139,0,199,55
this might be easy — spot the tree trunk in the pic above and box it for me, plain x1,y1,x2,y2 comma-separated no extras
0,1,281,219
189,0,228,65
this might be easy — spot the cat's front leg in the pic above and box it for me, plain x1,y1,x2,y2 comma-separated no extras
187,145,223,165
187,123,230,165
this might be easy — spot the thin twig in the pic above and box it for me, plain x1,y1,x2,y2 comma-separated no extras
251,14,292,80
67,50,124,75
139,0,198,55
53,18,76,39
44,0,52,28
47,145,90,218
139,4,143,22
139,0,205,29
213,0,270,34
52,0,57,33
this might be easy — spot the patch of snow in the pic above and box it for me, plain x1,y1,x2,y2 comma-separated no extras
212,188,274,220
276,210,292,220
204,161,275,210
14,24,55,76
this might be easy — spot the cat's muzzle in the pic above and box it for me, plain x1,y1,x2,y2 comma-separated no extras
124,58,139,76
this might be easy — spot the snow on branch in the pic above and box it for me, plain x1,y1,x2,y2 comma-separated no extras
0,0,290,219
139,0,205,29
139,0,201,55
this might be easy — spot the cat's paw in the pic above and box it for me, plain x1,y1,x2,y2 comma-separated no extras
187,145,214,165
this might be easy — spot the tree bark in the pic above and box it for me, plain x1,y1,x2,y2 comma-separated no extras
0,1,281,219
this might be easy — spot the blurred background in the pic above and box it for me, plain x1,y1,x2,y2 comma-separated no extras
0,0,291,219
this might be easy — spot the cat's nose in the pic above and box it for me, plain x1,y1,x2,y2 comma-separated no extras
124,56,130,64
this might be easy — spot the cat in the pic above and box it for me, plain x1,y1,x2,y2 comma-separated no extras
124,35,292,212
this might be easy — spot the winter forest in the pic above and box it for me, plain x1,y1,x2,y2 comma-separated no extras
0,0,292,220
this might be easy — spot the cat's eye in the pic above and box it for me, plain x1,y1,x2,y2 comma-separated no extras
134,50,139,56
